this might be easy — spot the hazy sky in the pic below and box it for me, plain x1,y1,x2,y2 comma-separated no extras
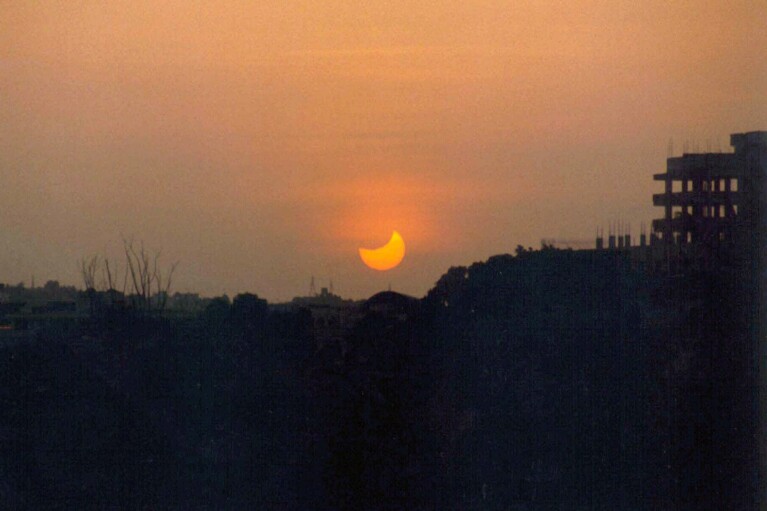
1,1,765,301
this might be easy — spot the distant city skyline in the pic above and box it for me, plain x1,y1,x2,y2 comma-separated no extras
1,1,765,301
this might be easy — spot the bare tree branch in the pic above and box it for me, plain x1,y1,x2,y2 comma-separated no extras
80,255,99,290
84,237,179,315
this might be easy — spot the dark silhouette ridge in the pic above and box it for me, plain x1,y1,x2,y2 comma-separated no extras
2,246,756,509
0,130,763,509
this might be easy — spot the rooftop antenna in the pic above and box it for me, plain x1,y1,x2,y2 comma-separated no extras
329,279,334,295
309,275,316,296
667,138,674,157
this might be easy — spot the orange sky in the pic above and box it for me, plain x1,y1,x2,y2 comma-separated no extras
1,1,765,300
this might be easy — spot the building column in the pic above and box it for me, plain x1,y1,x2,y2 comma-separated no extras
665,175,673,244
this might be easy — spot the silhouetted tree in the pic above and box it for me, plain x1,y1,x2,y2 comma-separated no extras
80,238,178,315
203,295,231,324
80,255,100,291
123,237,178,313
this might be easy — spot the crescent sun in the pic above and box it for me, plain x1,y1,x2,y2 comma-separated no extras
358,231,406,271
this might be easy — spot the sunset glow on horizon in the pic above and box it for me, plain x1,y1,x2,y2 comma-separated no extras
1,1,765,300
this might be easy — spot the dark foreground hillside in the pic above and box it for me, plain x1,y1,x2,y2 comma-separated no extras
418,249,756,510
0,248,758,510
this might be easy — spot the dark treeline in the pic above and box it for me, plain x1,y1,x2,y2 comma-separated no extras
0,247,757,509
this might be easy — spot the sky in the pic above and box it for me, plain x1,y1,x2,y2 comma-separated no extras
1,1,766,301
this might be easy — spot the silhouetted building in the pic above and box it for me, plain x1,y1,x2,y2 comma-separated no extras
277,287,359,343
651,131,767,270
361,291,420,321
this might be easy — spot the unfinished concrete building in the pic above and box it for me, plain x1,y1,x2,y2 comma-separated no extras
651,131,767,271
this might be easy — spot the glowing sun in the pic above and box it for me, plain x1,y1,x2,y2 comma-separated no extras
359,231,406,271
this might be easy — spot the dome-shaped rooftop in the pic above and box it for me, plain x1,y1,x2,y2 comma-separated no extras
361,291,419,316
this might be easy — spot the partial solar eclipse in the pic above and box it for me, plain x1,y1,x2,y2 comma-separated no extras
359,231,406,271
